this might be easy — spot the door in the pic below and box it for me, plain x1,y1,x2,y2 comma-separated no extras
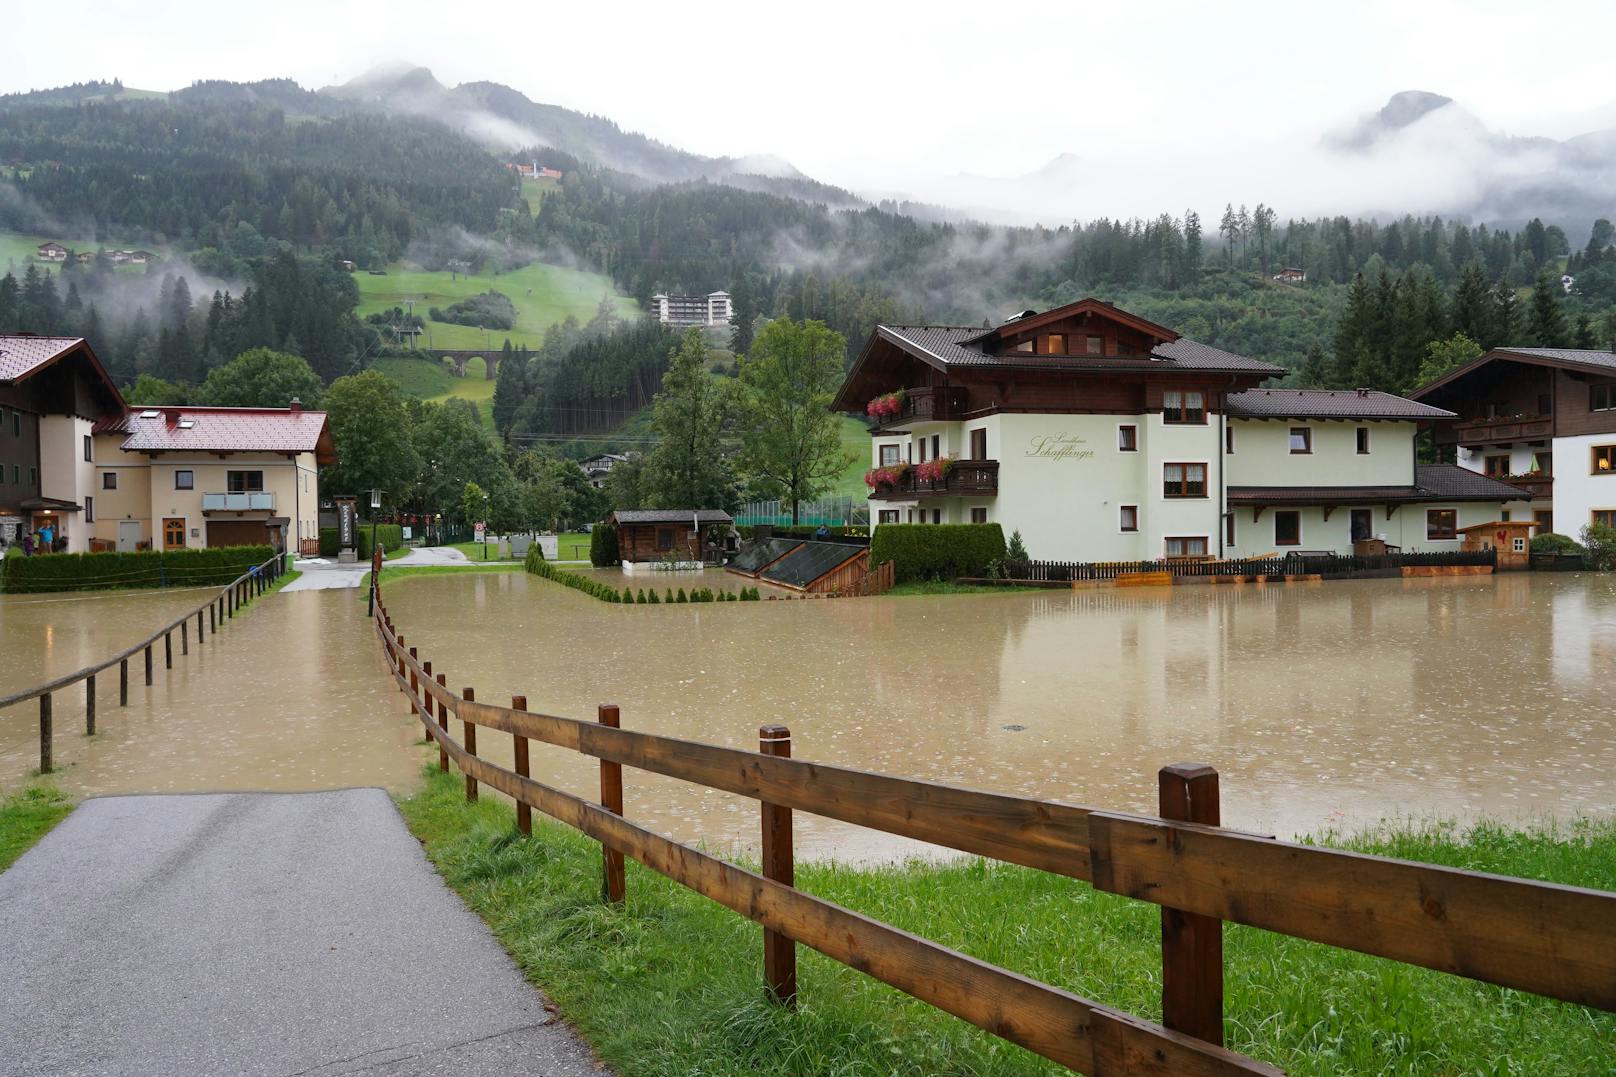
117,520,141,552
969,428,987,459
206,520,271,548
163,517,186,550
1350,509,1373,543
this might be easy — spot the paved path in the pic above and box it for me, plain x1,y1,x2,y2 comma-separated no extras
283,547,476,592
0,790,601,1076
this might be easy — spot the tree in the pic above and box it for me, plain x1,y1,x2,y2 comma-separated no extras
197,347,325,408
491,340,527,436
124,372,189,406
409,398,512,516
643,329,738,510
460,481,489,528
320,370,419,506
1527,270,1568,347
1417,333,1483,388
1183,209,1202,280
736,318,852,524
603,453,645,510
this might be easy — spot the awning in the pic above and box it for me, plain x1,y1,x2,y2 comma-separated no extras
18,497,83,513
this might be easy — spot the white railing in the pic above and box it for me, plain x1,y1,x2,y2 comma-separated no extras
201,492,275,511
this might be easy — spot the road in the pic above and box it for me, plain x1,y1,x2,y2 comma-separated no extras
283,546,475,591
0,790,602,1076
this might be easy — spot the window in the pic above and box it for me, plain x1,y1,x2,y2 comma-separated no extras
1117,424,1138,452
1590,384,1616,412
1164,536,1208,559
11,464,18,484
1163,462,1207,498
930,434,940,460
1289,427,1312,454
1163,390,1205,424
102,472,117,490
82,435,92,462
11,411,18,436
174,470,194,490
1356,428,1370,454
1484,454,1511,477
969,428,987,459
85,496,94,523
970,507,988,524
1426,509,1458,540
1086,335,1103,355
1533,451,1552,476
1119,505,1138,532
1045,333,1065,354
878,510,899,524
1535,509,1554,534
656,528,675,550
1274,510,1301,546
227,470,264,493
1225,426,1235,454
916,438,927,464
879,444,899,466
28,466,36,487
1013,340,1034,353
1592,445,1616,474
1513,536,1528,553
1594,510,1616,528
1502,509,1512,521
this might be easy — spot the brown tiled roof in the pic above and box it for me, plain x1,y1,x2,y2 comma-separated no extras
1412,346,1616,399
610,509,733,526
107,406,335,464
1228,465,1527,505
876,325,1282,375
1225,388,1453,420
1497,347,1616,369
0,335,84,381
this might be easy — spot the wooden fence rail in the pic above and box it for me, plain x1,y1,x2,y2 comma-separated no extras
372,573,1616,1074
0,554,286,774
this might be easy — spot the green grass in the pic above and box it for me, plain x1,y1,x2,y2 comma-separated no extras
887,580,1042,596
0,786,72,872
445,540,521,563
0,229,153,273
833,414,874,498
354,260,640,352
362,563,524,591
400,768,1616,1075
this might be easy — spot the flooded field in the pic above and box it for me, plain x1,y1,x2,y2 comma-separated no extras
5,569,1614,862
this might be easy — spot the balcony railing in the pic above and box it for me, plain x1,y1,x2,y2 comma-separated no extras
870,386,971,427
1454,415,1553,445
1499,474,1553,499
870,460,999,499
201,492,275,511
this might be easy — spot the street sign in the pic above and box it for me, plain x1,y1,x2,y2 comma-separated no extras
474,522,486,542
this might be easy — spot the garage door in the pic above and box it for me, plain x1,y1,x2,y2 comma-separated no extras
206,520,272,548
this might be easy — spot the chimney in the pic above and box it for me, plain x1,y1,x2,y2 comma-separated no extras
1355,387,1370,397
289,397,303,414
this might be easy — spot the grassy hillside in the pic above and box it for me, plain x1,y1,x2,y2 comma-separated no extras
834,414,873,497
372,354,497,429
354,259,640,352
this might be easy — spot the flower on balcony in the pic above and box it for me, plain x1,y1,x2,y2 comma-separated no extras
913,455,955,483
864,463,908,490
865,390,907,421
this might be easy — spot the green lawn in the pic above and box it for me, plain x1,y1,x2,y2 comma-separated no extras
442,533,590,563
354,260,640,352
0,786,72,872
834,414,873,498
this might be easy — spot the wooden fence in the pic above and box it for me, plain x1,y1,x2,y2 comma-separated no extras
0,554,287,774
372,568,1615,1075
1004,549,1497,583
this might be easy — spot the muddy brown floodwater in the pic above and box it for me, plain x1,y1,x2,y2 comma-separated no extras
4,570,1614,862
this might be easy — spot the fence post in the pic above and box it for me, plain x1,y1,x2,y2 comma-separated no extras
436,674,448,771
421,662,435,741
760,724,796,1005
512,695,531,836
85,675,95,735
197,609,203,643
119,658,128,706
599,703,625,904
395,635,406,693
209,601,216,635
462,686,478,802
181,620,188,656
144,645,153,686
408,648,419,698
1158,762,1224,1047
39,693,53,774
164,631,172,670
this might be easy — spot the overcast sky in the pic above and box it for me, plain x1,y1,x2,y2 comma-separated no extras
7,0,1614,218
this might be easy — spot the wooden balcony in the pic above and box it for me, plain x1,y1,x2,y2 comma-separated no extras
896,386,969,424
1500,474,1553,500
1454,415,1553,446
870,460,999,499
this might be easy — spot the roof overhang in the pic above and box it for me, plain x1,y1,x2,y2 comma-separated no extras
1412,348,1615,400
18,497,83,512
0,338,127,416
960,298,1182,349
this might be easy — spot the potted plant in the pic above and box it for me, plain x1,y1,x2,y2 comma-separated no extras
913,455,955,484
863,462,909,490
865,390,907,421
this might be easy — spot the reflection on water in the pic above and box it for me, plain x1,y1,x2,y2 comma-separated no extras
379,571,1616,860
0,588,420,796
5,571,1614,863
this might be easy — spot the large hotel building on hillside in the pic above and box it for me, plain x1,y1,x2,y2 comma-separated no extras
834,298,1527,562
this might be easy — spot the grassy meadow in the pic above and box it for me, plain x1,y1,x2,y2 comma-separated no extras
354,259,640,351
400,767,1615,1076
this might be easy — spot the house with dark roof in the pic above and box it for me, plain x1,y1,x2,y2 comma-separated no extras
832,298,1525,561
92,402,335,554
0,335,127,552
1411,347,1616,539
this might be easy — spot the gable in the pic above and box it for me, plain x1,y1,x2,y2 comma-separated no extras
966,298,1180,359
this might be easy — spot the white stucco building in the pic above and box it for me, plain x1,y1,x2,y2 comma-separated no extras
834,298,1525,562
648,292,732,327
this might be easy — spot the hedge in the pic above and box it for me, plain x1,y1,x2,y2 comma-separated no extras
526,549,623,602
590,524,619,567
869,524,1007,583
0,545,276,594
319,524,405,559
